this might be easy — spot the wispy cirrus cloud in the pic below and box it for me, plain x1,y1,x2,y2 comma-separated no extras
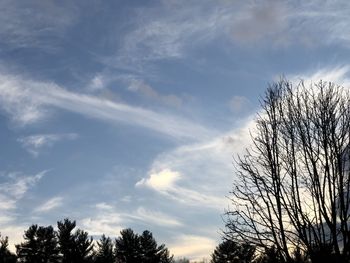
0,0,76,50
34,196,64,213
18,133,78,157
107,0,350,74
0,171,47,202
0,73,214,141
0,171,47,249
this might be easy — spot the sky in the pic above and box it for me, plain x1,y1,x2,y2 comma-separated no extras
1,0,350,261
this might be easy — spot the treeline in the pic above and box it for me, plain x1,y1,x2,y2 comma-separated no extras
0,218,312,263
0,218,173,263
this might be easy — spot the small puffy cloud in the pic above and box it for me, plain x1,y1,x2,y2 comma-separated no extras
34,196,63,213
18,133,78,157
89,74,105,91
136,169,181,191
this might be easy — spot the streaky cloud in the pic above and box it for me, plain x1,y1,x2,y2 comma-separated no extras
0,73,214,141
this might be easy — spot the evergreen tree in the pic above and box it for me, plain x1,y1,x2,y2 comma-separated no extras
57,218,94,263
211,240,255,263
57,218,76,263
139,230,173,263
115,228,141,263
0,234,16,263
94,235,115,263
16,224,60,263
72,229,94,262
115,228,173,263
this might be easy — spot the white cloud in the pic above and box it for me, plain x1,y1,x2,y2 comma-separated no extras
136,169,181,191
34,196,63,213
0,73,214,140
136,116,256,210
88,74,106,91
169,234,217,261
18,133,78,156
288,65,350,87
0,171,47,200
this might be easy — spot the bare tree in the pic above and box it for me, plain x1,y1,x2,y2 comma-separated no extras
225,79,350,263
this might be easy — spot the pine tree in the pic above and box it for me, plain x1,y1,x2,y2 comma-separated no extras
94,235,115,263
16,224,60,263
0,234,16,263
57,219,76,263
115,228,141,263
73,229,94,262
115,229,173,263
211,240,255,263
57,218,94,263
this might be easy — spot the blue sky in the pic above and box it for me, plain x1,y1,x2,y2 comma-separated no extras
1,0,350,260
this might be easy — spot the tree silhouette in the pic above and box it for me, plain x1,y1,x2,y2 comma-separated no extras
16,224,60,263
115,228,141,263
140,230,173,263
57,219,76,263
0,234,16,263
211,239,255,263
225,80,350,262
115,228,173,263
57,218,93,263
94,234,115,263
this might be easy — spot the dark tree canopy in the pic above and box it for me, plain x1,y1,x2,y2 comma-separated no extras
16,225,60,263
57,218,76,263
211,239,255,263
0,218,174,263
57,218,93,263
115,228,173,263
94,234,115,263
0,234,16,263
225,80,350,263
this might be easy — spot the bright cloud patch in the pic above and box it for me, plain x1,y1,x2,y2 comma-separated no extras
170,235,217,261
136,169,181,191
